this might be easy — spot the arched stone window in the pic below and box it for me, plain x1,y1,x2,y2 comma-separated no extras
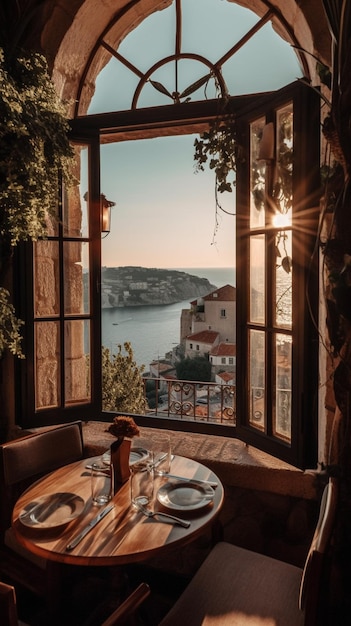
21,1,325,468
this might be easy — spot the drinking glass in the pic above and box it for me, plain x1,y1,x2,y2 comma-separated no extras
130,461,154,508
91,462,113,506
152,432,171,475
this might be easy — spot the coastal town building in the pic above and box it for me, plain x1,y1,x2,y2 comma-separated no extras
210,342,236,378
182,284,236,344
150,284,236,383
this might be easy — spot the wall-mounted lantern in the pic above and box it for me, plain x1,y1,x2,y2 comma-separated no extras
83,192,116,237
101,194,116,237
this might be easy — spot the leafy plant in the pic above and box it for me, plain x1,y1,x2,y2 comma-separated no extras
102,342,148,414
0,288,24,358
194,115,244,197
176,356,212,382
0,47,74,357
0,47,74,245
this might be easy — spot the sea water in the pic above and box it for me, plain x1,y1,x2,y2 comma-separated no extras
101,267,235,370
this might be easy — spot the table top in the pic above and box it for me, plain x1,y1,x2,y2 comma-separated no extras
12,455,224,566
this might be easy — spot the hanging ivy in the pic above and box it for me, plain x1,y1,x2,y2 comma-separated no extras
0,47,74,246
194,115,244,196
0,47,74,358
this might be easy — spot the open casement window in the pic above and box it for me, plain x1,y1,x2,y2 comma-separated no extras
17,137,103,426
17,81,320,469
235,81,320,467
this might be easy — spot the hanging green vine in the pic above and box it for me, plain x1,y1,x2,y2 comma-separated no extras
194,116,243,195
0,47,74,245
0,46,74,357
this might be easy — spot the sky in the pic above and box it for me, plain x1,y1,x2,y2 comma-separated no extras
85,0,302,270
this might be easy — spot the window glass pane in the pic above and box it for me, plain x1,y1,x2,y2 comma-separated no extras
274,333,292,441
88,2,302,113
45,204,59,237
35,321,60,409
249,329,265,430
89,58,140,114
119,6,175,72
34,240,60,317
250,235,265,324
250,117,266,228
274,104,293,223
64,320,91,405
64,241,90,315
63,145,89,238
275,229,292,328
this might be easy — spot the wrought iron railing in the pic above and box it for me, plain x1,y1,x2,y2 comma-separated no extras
143,377,236,425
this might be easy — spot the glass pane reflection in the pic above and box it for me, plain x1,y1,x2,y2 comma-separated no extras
63,145,89,238
273,333,292,441
64,241,90,315
64,320,91,405
275,229,292,328
35,321,60,409
250,117,266,229
249,329,265,430
250,235,265,324
34,240,60,317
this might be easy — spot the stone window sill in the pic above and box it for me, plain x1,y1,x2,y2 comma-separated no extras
82,422,320,501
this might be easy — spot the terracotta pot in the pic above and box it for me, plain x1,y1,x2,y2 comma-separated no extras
110,437,131,492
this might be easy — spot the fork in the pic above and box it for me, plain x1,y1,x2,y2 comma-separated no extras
137,503,190,528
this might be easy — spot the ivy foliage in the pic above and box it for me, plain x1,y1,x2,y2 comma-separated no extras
0,47,74,245
0,47,74,358
194,116,244,195
102,343,148,414
0,288,24,358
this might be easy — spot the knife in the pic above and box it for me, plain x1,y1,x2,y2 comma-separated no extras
163,474,218,489
66,504,114,551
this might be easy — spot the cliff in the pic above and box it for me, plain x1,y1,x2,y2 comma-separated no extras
101,266,217,308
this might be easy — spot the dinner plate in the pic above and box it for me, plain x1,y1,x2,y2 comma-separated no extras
102,447,149,467
19,492,85,529
157,481,215,511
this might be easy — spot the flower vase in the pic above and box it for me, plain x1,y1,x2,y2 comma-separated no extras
110,437,131,493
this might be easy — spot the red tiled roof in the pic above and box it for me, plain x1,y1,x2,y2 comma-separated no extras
218,371,235,383
186,330,219,343
191,284,236,305
211,342,236,357
150,361,173,373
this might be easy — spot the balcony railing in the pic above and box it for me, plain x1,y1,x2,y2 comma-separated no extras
143,377,236,425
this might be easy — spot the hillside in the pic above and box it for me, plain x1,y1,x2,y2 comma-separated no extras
101,266,217,308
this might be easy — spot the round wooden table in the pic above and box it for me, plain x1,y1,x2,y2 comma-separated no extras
12,455,224,567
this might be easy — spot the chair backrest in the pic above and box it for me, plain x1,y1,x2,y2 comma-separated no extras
101,583,150,626
299,476,338,625
0,422,84,537
0,581,19,626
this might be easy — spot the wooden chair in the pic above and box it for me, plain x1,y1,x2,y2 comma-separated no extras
0,579,150,626
159,477,338,626
0,581,29,626
101,583,151,626
0,422,85,596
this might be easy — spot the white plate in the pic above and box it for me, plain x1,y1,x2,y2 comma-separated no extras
157,481,215,511
102,447,150,467
19,492,85,529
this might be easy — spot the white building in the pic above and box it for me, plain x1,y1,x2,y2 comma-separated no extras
185,330,220,360
181,284,236,344
210,342,236,377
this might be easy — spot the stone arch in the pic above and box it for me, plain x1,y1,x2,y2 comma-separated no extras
49,0,331,115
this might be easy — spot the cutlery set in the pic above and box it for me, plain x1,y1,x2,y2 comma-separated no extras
62,454,217,549
66,504,114,550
